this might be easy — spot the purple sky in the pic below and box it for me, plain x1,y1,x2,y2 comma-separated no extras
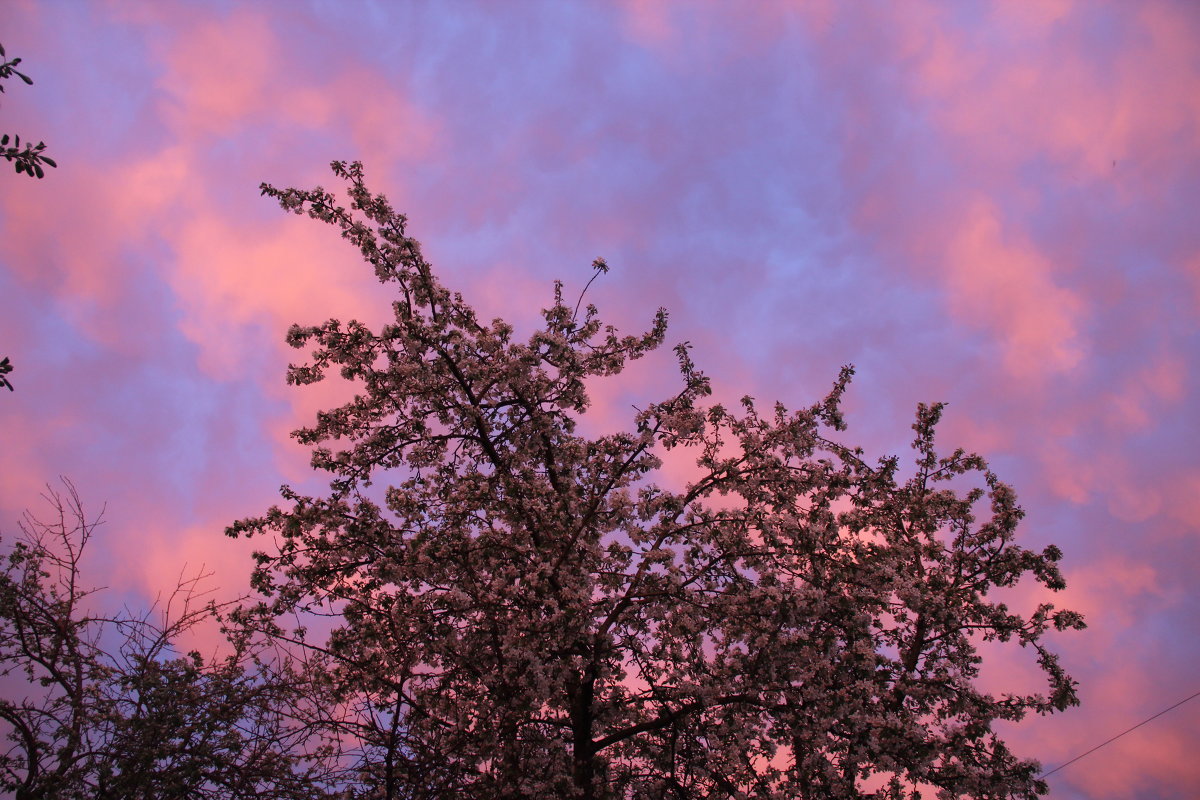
2,2,1198,796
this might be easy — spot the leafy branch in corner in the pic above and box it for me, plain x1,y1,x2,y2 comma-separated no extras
1,42,57,179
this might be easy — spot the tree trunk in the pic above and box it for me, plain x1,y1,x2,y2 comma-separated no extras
571,666,598,800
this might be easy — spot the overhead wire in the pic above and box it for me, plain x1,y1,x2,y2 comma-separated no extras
1039,688,1200,779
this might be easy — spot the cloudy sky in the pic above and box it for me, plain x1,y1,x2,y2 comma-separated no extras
2,1,1198,796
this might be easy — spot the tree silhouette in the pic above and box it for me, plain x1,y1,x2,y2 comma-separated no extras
0,482,328,799
228,161,1085,799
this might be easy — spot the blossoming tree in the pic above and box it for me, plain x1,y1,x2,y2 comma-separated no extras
228,162,1085,800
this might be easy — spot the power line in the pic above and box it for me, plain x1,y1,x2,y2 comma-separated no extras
1040,688,1200,779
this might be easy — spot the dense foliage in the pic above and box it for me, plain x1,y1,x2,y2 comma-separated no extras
222,162,1085,799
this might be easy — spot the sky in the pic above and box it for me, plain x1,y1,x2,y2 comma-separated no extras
1,1,1198,797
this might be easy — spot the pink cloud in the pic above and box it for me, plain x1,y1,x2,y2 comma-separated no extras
168,212,382,377
1060,665,1200,797
1164,471,1200,534
900,1,1200,185
618,0,677,50
148,3,441,167
988,0,1076,31
1102,351,1186,433
1065,558,1166,642
944,197,1086,378
154,9,281,135
326,66,441,172
0,165,128,300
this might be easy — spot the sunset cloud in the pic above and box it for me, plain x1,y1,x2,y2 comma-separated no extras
1,2,1196,797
